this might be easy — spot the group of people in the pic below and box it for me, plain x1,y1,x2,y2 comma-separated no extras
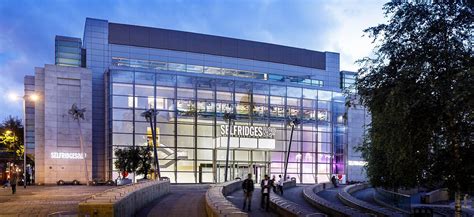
241,173,285,212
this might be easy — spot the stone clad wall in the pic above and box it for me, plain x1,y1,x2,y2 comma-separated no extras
78,180,170,217
34,64,93,184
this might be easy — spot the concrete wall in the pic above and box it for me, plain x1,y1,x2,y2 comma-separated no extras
347,102,370,182
79,180,170,217
205,180,248,217
34,64,93,184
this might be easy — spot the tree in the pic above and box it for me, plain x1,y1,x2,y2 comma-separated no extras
68,104,90,185
127,146,141,183
0,116,24,157
136,146,153,179
356,1,473,216
114,146,152,183
114,148,129,179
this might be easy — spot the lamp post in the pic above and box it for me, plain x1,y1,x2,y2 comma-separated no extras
283,117,300,181
141,109,160,179
223,111,236,182
8,92,39,188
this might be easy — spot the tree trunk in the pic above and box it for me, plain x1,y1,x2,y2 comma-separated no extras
284,124,295,181
78,120,89,186
149,118,160,179
455,189,462,217
224,120,232,182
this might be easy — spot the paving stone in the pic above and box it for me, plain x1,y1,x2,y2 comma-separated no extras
0,185,113,216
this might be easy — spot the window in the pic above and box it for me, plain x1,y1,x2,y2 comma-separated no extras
112,71,133,83
186,65,203,73
169,63,186,72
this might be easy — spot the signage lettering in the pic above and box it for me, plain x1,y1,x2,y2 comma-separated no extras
51,152,86,159
220,125,275,139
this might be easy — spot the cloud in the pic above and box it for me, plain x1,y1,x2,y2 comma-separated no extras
318,0,387,71
0,0,387,120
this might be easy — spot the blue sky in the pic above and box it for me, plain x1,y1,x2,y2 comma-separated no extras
0,0,386,121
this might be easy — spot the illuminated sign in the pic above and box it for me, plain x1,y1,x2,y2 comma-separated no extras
51,152,86,159
220,125,276,139
348,160,367,166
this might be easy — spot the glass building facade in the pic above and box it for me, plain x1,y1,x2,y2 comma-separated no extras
107,54,346,183
55,36,86,67
27,18,370,184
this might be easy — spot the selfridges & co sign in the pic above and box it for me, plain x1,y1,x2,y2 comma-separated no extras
50,152,87,159
220,125,276,139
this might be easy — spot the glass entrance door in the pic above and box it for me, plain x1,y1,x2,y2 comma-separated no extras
215,163,268,183
253,164,267,183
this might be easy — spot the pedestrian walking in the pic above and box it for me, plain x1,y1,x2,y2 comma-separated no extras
10,172,18,194
260,175,272,211
271,175,277,193
277,175,284,195
241,173,254,211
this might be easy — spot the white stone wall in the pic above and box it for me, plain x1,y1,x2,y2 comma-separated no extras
35,64,92,184
34,67,46,183
347,103,370,182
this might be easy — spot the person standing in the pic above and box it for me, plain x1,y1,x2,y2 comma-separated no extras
241,173,254,211
26,171,31,186
331,175,338,188
260,175,272,211
10,172,18,194
271,175,277,193
277,175,284,195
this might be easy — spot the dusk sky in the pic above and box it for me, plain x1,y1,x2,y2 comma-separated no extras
0,0,386,121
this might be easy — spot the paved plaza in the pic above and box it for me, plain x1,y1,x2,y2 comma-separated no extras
0,185,114,217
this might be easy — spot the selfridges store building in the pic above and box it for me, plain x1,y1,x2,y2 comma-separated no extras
27,18,368,184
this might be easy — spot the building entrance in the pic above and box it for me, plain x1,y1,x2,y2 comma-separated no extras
215,162,268,183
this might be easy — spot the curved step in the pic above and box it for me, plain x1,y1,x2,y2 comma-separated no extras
302,183,371,217
270,190,326,217
337,184,406,217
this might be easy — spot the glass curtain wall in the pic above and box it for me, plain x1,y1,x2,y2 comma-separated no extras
108,68,346,183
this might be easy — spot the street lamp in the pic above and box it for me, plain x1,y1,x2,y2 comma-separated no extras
223,111,236,182
283,117,301,181
8,92,39,188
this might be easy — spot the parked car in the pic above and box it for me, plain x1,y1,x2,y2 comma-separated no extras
90,179,115,186
57,179,81,185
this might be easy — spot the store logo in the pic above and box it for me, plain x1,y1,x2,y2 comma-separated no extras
220,125,276,139
50,152,87,159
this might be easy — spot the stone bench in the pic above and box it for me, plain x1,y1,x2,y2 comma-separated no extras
78,180,170,217
269,180,327,217
302,183,371,217
337,183,405,217
205,180,248,217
